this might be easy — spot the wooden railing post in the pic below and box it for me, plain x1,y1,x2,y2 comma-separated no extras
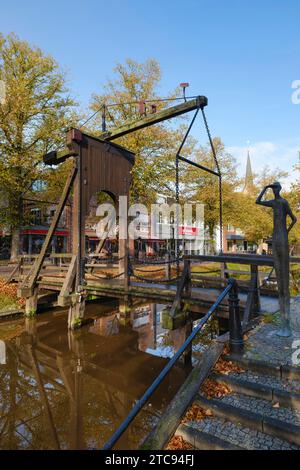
243,263,261,328
165,253,171,281
184,258,191,297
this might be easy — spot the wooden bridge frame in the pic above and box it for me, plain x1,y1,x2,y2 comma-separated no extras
17,96,209,328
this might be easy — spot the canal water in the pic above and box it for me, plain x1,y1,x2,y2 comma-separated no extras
0,299,215,450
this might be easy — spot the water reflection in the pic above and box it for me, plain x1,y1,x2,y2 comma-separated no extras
0,300,193,450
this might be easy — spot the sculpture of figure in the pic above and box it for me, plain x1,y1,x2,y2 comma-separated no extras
256,182,297,336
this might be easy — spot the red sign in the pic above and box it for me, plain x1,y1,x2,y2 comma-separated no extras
178,226,199,236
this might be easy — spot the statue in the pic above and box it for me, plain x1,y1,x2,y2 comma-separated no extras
256,182,297,336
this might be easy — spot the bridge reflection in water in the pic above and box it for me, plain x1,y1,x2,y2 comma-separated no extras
0,300,195,450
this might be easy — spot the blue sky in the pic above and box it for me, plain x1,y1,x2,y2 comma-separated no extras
1,0,300,182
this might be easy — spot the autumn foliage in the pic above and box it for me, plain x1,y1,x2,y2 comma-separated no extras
165,435,193,450
181,403,213,424
213,357,245,375
0,278,25,309
201,378,232,399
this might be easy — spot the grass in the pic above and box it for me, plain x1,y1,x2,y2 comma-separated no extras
261,312,280,325
0,277,25,313
0,294,19,312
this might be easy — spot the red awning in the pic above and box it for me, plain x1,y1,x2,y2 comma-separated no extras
22,229,69,236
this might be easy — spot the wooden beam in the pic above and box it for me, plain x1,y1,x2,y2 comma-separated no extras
57,255,77,306
170,261,190,318
43,148,78,166
20,165,78,296
101,96,208,141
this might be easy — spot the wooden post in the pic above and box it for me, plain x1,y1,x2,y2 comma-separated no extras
184,258,191,297
243,263,261,328
165,253,171,281
25,288,38,316
57,255,77,307
251,264,261,313
68,294,86,330
118,196,129,292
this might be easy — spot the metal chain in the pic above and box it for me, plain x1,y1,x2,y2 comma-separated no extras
201,107,223,253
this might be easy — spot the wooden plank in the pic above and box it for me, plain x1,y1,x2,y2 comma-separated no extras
188,254,300,266
21,166,77,294
57,255,77,306
141,341,224,450
188,254,275,266
6,260,22,283
102,96,207,141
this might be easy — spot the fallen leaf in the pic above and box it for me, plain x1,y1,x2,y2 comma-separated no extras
165,435,193,450
273,402,280,408
213,358,245,375
201,379,232,399
181,403,213,424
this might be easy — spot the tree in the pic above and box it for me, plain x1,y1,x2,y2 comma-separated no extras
183,138,240,251
232,166,290,245
287,156,300,252
0,33,76,261
86,58,195,206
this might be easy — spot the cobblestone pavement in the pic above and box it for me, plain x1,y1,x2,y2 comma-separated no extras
228,369,300,393
216,393,300,426
186,417,298,450
243,296,300,367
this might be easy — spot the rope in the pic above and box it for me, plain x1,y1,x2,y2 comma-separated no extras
132,266,166,273
131,257,183,266
130,272,181,284
89,271,125,280
87,255,125,264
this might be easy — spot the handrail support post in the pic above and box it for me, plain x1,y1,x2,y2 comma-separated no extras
228,278,244,357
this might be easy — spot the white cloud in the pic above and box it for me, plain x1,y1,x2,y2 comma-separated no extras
227,141,300,189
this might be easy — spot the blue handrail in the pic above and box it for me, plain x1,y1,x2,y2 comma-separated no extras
102,280,235,450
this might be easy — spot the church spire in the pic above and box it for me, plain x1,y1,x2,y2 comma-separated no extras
243,150,254,193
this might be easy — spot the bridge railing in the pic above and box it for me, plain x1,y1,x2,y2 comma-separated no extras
102,277,243,450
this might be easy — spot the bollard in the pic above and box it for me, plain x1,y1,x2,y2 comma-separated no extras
228,278,244,356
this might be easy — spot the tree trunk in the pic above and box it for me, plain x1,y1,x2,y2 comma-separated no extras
208,224,216,254
10,194,23,263
10,226,21,262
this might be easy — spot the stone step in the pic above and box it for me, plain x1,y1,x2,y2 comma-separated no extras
196,392,300,446
177,414,298,450
211,371,300,411
175,423,243,450
223,355,300,380
223,355,281,377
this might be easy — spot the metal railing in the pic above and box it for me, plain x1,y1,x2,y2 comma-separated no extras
102,277,243,450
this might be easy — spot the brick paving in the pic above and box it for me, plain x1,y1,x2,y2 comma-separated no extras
243,296,300,367
228,369,300,393
216,393,300,426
